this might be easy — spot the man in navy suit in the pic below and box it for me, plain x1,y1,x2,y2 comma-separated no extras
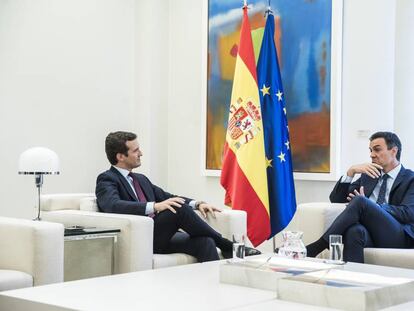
306,132,414,262
96,131,260,262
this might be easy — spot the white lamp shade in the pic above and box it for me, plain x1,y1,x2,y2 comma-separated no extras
18,147,60,174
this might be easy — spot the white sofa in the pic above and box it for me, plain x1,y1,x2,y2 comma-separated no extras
0,217,64,291
271,202,414,269
40,193,247,273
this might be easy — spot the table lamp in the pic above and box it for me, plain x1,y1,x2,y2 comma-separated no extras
18,147,60,220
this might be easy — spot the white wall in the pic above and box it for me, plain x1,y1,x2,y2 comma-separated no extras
394,0,414,168
0,0,136,218
167,0,225,203
134,0,169,185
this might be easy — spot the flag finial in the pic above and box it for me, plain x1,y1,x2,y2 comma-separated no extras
265,0,273,16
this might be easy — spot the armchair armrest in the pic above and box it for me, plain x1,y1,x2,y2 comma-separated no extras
0,217,64,286
42,210,154,273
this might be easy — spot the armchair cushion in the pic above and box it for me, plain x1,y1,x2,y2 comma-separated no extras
153,254,197,269
41,193,95,211
0,270,32,291
79,197,98,212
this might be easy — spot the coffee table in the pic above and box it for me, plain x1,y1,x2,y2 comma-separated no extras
1,255,414,311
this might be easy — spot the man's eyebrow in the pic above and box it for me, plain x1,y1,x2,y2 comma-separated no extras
371,144,381,149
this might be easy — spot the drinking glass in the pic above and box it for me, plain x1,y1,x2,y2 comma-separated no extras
232,233,245,261
329,234,344,263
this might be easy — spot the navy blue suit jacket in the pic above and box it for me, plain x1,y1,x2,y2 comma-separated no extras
96,166,192,216
329,166,414,240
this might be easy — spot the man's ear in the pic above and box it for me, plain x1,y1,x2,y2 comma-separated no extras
391,146,398,157
116,153,124,163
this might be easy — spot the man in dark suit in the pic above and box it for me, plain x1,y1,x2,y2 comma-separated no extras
96,131,260,262
306,131,414,262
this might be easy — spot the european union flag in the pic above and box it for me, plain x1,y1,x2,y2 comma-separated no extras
257,12,297,238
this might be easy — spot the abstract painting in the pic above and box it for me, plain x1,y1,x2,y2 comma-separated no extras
204,0,342,179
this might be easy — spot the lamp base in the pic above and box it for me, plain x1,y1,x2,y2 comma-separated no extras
33,175,43,221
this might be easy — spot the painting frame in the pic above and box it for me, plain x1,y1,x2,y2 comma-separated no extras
201,0,343,181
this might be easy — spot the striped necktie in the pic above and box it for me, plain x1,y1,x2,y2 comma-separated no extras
376,174,389,205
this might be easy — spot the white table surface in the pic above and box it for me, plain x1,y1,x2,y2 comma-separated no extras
2,256,414,311
0,260,277,311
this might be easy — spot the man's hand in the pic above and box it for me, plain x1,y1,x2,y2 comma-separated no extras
347,186,365,202
347,163,383,179
154,197,185,214
197,203,222,219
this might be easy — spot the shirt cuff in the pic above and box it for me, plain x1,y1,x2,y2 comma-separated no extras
145,202,155,215
189,200,197,210
340,175,353,183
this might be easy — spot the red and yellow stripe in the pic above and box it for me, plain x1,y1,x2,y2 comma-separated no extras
220,7,270,247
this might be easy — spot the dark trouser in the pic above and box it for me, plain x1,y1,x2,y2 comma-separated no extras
153,205,231,262
322,196,412,263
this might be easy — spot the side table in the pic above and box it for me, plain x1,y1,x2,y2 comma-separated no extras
64,226,120,281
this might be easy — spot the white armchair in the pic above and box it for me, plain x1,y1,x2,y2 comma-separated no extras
272,202,414,269
0,217,64,291
40,193,247,273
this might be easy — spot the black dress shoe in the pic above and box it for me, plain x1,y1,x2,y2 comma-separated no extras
221,246,261,259
221,249,232,259
245,246,261,256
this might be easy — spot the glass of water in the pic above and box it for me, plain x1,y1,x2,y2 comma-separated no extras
329,234,344,263
232,233,246,261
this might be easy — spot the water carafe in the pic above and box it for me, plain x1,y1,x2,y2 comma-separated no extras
278,231,307,259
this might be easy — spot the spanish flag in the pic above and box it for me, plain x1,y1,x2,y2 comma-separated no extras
220,6,270,247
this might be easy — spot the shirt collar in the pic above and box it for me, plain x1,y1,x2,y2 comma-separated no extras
384,163,401,180
113,165,131,178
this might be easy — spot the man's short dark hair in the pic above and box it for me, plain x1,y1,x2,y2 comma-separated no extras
105,131,137,165
369,131,402,161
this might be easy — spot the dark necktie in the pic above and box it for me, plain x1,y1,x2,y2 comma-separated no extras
376,174,389,205
128,173,147,202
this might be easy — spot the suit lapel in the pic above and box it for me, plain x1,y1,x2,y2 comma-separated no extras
390,166,406,200
363,176,378,198
110,166,138,201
